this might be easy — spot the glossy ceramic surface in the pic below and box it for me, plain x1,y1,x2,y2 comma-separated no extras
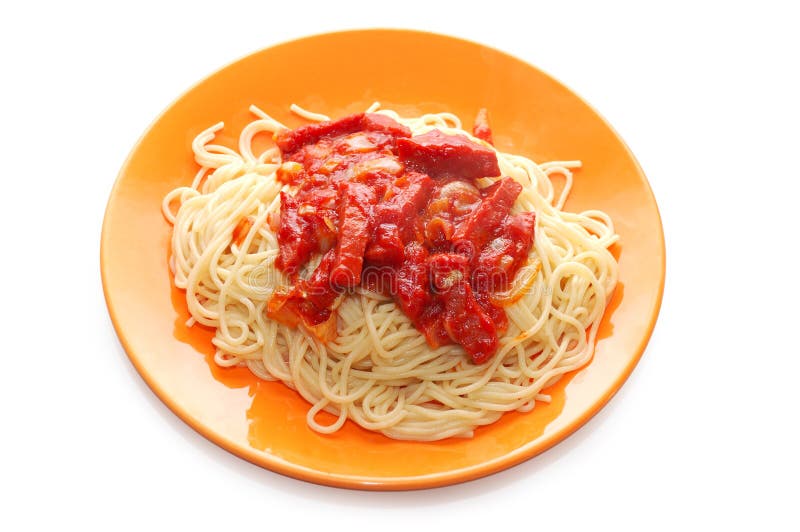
101,29,665,490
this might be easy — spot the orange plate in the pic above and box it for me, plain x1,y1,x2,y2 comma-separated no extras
101,29,664,490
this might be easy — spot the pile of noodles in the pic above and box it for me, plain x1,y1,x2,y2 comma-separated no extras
162,104,619,441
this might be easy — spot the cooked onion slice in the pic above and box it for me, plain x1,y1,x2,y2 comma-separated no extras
489,259,542,307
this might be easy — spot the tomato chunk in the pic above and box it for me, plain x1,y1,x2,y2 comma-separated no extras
472,108,494,145
296,249,341,324
373,172,433,241
276,114,364,155
397,130,500,180
275,192,315,275
474,211,536,290
362,113,412,138
365,223,404,266
452,177,522,253
276,113,410,156
267,249,340,327
395,242,430,322
432,254,498,364
428,253,469,293
331,182,377,288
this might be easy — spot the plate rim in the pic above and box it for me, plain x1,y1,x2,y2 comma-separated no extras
101,28,666,491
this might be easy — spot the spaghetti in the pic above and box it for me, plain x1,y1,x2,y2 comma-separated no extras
162,104,619,441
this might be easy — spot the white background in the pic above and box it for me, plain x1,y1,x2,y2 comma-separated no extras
2,1,798,530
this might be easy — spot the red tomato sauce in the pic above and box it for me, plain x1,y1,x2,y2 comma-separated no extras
264,111,535,364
